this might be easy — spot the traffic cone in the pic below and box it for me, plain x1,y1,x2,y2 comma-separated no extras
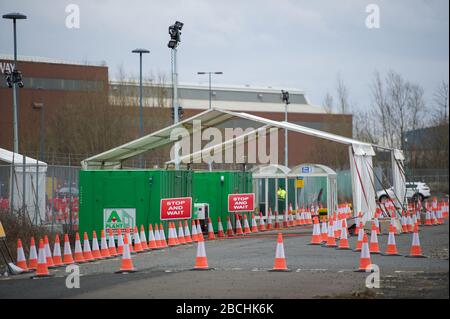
369,222,381,254
83,232,94,261
356,233,372,272
266,211,273,230
33,239,51,278
172,222,180,245
282,211,289,229
431,210,438,225
407,212,413,233
384,224,401,256
100,230,111,258
251,214,259,232
192,232,211,270
334,214,341,239
320,218,328,243
325,219,337,247
207,217,216,240
91,231,103,259
235,215,244,235
196,220,204,241
401,211,408,233
309,216,322,245
406,224,427,258
259,212,266,231
269,233,290,272
16,239,29,271
117,229,125,255
63,234,74,265
424,211,433,226
116,234,137,273
28,237,38,270
226,216,234,237
374,217,381,235
184,220,193,243
178,221,186,244
191,220,199,242
337,219,350,250
274,212,280,229
159,223,168,248
140,225,149,250
354,222,365,252
52,234,64,266
125,228,134,253
217,217,225,238
108,229,118,257
133,226,144,252
73,232,85,263
168,222,179,246
44,235,55,268
306,210,312,225
154,224,162,248
147,224,158,249
243,214,252,234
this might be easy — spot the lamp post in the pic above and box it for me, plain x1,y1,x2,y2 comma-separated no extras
132,48,149,168
32,88,45,161
281,90,290,167
197,71,223,109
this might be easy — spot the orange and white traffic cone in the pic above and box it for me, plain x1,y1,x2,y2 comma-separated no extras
320,217,328,243
44,235,55,268
159,223,168,248
125,227,134,253
116,234,137,273
207,217,216,240
192,232,211,270
100,230,111,258
251,214,259,233
337,219,351,250
384,224,401,256
63,234,74,265
235,215,244,235
406,224,427,258
259,212,266,231
401,211,408,233
282,211,289,229
33,239,51,278
354,222,365,252
83,232,94,262
269,233,290,272
326,219,337,247
407,212,413,233
91,231,103,260
226,216,234,237
184,220,193,243
356,233,372,272
117,229,125,255
140,225,149,250
191,220,199,242
28,237,38,270
243,214,252,234
133,226,144,253
309,216,322,245
196,220,204,241
217,217,225,238
177,221,186,244
73,232,85,263
147,224,158,249
153,224,162,248
274,212,280,229
108,229,118,257
266,211,273,230
52,234,64,266
16,239,29,271
172,222,180,245
424,211,433,226
369,222,381,254
168,222,179,247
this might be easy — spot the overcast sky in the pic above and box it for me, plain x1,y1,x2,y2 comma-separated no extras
1,0,448,111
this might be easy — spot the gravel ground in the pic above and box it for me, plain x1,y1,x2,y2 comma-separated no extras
0,220,448,299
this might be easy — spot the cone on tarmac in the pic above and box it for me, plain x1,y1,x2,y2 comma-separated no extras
406,224,427,258
226,216,234,237
274,212,280,229
140,225,149,250
384,224,401,256
91,231,103,260
269,233,290,272
16,239,29,271
44,235,55,267
207,217,216,240
192,232,212,270
266,211,273,230
309,216,322,245
243,214,251,234
28,237,38,270
153,224,162,248
73,232,85,263
63,234,74,265
251,214,259,233
235,215,244,235
52,234,64,266
159,223,168,248
117,229,125,255
100,230,111,258
424,211,433,226
108,229,118,256
116,234,137,273
147,224,158,249
178,221,187,244
320,218,328,243
33,239,51,278
217,217,225,238
133,226,144,252
184,220,193,243
337,219,351,250
168,222,179,247
259,212,266,231
354,222,365,252
369,222,381,254
191,220,199,242
356,233,372,272
83,232,94,261
325,219,337,247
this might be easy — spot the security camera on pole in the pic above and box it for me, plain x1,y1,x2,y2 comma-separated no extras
168,21,184,170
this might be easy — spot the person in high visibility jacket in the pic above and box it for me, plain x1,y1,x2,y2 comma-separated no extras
277,187,286,213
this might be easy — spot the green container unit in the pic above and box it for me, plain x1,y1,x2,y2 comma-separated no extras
78,169,193,237
192,171,253,230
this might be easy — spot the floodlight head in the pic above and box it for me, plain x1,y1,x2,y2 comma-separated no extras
281,90,290,104
132,48,150,54
168,39,178,49
2,12,27,20
174,21,184,30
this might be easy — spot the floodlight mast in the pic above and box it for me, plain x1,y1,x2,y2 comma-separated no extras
281,90,290,167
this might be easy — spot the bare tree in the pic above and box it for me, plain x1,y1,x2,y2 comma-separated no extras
336,73,350,114
432,81,449,124
322,91,334,114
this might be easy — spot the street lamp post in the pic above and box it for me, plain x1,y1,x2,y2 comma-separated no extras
281,90,290,167
197,72,223,109
132,48,150,168
32,88,45,161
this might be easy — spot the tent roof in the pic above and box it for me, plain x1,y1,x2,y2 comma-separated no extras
0,148,47,167
250,164,293,178
290,163,337,176
82,108,374,168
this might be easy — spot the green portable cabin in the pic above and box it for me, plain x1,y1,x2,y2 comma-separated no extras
191,171,253,230
78,169,193,237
